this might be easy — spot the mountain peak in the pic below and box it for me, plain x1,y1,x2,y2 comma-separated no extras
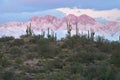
79,14,95,21
67,14,77,17
80,14,90,17
78,14,96,25
41,15,57,23
64,14,77,22
43,15,56,19
29,16,41,21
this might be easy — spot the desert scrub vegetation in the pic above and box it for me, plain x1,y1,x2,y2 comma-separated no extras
0,35,119,80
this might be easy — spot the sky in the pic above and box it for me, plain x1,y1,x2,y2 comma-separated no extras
0,0,120,23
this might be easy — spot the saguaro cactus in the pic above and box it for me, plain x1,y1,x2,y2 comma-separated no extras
90,29,95,41
88,30,90,39
67,22,72,37
26,23,33,37
29,26,32,36
41,29,45,38
47,27,50,38
51,29,54,38
75,19,79,36
76,25,79,36
119,36,120,41
26,26,29,36
55,33,57,41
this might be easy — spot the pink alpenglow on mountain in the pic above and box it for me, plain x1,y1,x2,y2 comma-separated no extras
0,14,120,40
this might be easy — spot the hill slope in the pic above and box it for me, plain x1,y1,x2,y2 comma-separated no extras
0,35,120,80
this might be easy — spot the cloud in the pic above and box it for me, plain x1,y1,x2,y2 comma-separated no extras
1,7,120,23
56,8,120,21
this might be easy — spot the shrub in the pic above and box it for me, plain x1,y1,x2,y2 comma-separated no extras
12,39,24,46
46,58,63,70
45,71,67,80
64,62,84,74
111,50,120,67
66,51,106,63
37,39,60,58
83,62,116,80
70,74,85,80
0,36,14,42
15,57,24,64
9,47,23,57
26,53,37,60
0,56,10,67
2,71,15,80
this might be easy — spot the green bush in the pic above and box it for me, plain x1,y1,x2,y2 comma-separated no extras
46,58,63,70
15,57,24,64
70,73,85,80
111,50,120,67
0,56,10,67
83,62,116,80
0,36,14,42
12,39,24,46
64,62,84,74
66,51,106,63
9,47,23,57
37,39,60,58
2,71,15,80
45,71,67,80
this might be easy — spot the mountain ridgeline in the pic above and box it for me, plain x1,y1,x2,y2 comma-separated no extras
0,14,120,40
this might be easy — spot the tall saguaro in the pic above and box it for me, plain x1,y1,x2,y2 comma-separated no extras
88,30,90,39
47,27,50,38
26,26,29,36
26,23,33,37
67,22,72,37
41,29,45,38
90,29,95,41
29,23,32,36
119,36,120,41
75,18,79,36
55,33,57,41
51,29,54,38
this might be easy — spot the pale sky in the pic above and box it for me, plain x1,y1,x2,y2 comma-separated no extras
0,0,120,23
